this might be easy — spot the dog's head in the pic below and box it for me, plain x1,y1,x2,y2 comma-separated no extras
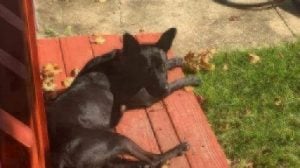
123,28,176,97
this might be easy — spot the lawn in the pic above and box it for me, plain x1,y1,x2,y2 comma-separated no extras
193,41,300,167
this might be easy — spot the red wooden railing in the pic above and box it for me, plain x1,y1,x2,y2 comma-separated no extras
0,1,48,167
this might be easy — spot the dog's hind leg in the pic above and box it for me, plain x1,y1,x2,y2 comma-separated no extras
106,133,189,167
166,57,184,70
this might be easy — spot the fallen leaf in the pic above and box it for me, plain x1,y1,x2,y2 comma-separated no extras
184,86,194,92
184,51,199,72
91,34,106,44
227,159,232,166
245,108,251,116
274,97,282,106
195,95,205,104
43,77,55,84
228,15,240,21
223,64,229,71
42,81,56,91
62,77,75,88
184,48,216,72
161,160,170,168
42,63,61,78
200,62,215,71
139,28,145,33
71,68,80,77
246,162,254,168
248,53,261,64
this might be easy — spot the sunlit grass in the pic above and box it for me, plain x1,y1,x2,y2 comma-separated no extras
194,41,300,167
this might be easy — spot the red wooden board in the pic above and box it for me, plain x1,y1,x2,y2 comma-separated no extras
36,33,228,168
146,102,190,168
59,36,93,75
37,38,66,89
165,67,228,168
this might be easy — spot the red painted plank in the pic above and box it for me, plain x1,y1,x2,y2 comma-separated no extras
60,36,93,75
146,102,190,168
164,68,228,168
89,35,160,156
135,33,161,44
116,109,160,154
37,38,66,89
89,35,122,56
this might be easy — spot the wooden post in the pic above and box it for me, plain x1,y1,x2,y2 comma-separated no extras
21,0,49,167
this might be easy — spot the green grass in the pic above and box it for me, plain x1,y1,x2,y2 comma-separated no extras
193,41,300,167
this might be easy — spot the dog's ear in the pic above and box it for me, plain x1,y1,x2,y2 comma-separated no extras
156,28,177,52
123,33,140,55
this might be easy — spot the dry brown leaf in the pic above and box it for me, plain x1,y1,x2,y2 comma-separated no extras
227,159,232,166
42,81,56,91
246,162,254,168
274,97,282,106
71,68,80,77
91,34,106,44
43,77,55,84
184,86,194,92
139,28,145,33
223,64,229,71
198,48,215,71
62,77,75,88
228,15,240,21
248,53,261,64
184,48,216,72
42,63,61,78
184,51,199,72
195,95,205,104
200,62,215,71
161,160,170,168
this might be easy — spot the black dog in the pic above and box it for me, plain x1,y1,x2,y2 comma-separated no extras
46,28,199,168
77,28,200,113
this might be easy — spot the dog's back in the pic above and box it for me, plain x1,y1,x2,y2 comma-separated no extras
46,72,113,152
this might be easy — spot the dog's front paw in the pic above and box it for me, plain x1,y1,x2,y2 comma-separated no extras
176,142,190,156
187,76,201,86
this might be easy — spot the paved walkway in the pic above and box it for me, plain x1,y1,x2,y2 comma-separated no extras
35,0,300,56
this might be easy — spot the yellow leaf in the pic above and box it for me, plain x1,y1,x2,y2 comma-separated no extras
42,81,56,91
42,63,61,78
161,160,170,168
223,64,229,71
71,68,80,77
62,77,75,88
184,86,194,92
248,53,261,64
92,34,106,44
274,97,282,106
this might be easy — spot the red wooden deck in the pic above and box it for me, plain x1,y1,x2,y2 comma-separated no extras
36,34,228,168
